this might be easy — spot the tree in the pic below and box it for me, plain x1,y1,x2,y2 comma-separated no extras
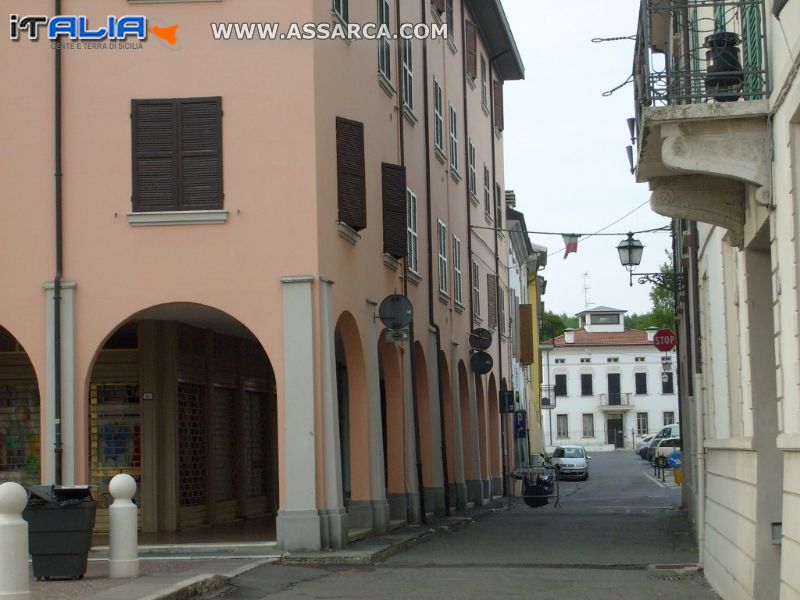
540,311,577,342
623,253,676,330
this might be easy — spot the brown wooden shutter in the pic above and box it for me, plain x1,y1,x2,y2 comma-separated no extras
519,304,534,365
132,99,178,212
336,117,367,231
465,21,477,79
487,273,497,329
493,80,504,131
381,162,407,259
432,0,445,14
179,97,222,210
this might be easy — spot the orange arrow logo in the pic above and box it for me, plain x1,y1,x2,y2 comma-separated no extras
150,24,179,45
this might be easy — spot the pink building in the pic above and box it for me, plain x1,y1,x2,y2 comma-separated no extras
0,0,524,551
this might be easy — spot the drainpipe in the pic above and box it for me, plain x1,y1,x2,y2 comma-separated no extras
54,0,64,486
690,221,706,567
421,0,451,517
488,53,508,496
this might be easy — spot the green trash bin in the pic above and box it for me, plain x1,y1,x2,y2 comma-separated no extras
23,485,97,580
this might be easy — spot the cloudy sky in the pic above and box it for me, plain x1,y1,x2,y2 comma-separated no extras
502,0,671,316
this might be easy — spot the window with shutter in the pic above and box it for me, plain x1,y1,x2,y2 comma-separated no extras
132,97,222,212
495,184,503,227
518,304,533,365
336,117,366,231
472,260,480,317
581,374,593,396
452,236,462,304
635,372,648,395
437,220,448,295
406,189,418,273
554,374,567,397
465,21,477,79
487,273,497,329
382,163,407,259
498,286,505,336
480,55,488,109
493,80,504,131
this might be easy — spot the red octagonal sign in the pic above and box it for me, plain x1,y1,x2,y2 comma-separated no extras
653,328,677,352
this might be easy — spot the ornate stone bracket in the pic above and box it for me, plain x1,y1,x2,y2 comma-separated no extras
650,175,745,247
648,116,770,247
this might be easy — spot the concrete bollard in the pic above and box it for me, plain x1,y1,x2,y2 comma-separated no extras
0,482,31,599
109,474,139,578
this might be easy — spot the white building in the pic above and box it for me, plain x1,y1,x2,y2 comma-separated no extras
631,1,800,598
541,307,678,452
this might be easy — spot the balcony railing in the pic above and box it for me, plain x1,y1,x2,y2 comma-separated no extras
634,0,769,120
599,393,633,408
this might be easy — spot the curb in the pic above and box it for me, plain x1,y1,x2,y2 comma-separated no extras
138,574,228,600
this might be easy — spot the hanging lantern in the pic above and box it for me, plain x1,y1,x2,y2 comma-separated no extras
705,32,743,102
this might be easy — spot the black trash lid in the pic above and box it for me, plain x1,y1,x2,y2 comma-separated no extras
53,485,92,502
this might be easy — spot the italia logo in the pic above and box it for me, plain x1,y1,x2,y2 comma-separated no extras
9,14,180,46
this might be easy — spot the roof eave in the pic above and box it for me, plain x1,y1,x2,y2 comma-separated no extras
465,0,525,81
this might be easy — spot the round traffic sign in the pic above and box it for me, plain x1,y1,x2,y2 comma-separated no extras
667,450,682,469
468,328,493,351
470,351,493,375
653,328,677,352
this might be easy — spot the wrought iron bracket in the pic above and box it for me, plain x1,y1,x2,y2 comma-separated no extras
628,270,687,294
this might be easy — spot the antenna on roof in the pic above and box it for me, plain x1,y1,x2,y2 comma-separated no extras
583,273,592,310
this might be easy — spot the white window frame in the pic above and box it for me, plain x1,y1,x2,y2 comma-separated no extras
468,140,476,196
406,189,418,274
557,414,569,438
663,411,675,426
472,259,480,317
582,413,594,438
480,55,488,109
402,38,413,110
333,0,348,23
437,220,448,295
378,0,391,81
452,235,463,305
636,412,649,435
483,164,491,217
433,78,444,153
448,103,458,172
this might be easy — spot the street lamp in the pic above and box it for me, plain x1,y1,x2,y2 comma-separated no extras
617,232,685,292
661,355,673,383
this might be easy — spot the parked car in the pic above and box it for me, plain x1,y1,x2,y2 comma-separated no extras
642,423,680,462
550,446,590,480
651,437,681,466
635,434,654,454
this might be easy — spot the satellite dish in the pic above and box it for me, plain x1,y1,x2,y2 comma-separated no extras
470,351,493,375
379,294,413,330
469,328,492,351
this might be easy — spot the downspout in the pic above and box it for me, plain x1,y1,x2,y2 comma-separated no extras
422,0,451,517
690,221,706,566
488,53,507,496
408,0,427,523
54,0,64,486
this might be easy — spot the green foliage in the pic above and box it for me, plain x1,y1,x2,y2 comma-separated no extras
625,253,676,330
540,311,578,341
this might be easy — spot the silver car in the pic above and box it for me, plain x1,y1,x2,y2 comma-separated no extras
551,445,590,480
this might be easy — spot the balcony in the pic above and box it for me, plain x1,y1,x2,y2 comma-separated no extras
599,393,634,412
633,0,770,248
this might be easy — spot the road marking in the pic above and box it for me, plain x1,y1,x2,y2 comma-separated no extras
643,471,667,488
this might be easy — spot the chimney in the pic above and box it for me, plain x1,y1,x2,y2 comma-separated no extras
564,328,575,344
505,190,516,208
646,326,658,342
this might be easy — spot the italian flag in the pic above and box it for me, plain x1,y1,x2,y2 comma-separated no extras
562,234,579,259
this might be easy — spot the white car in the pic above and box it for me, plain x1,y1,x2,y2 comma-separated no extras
550,445,590,480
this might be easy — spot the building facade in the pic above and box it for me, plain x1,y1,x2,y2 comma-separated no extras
0,0,527,552
541,308,678,452
506,203,548,463
632,1,799,598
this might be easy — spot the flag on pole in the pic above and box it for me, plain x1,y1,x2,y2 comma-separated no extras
562,234,579,259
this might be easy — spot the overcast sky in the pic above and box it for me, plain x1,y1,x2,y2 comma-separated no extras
502,0,671,317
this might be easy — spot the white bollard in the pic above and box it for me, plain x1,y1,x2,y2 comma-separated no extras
0,482,31,599
109,474,139,578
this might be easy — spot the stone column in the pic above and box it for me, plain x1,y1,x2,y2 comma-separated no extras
402,342,421,524
365,300,390,533
424,330,445,515
465,371,484,506
276,276,322,552
450,343,467,511
318,278,347,549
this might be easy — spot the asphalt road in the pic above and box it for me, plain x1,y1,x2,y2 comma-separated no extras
211,451,719,599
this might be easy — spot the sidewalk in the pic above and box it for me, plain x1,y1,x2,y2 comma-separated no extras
28,500,508,599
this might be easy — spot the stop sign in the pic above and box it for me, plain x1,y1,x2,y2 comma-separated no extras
653,328,677,352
